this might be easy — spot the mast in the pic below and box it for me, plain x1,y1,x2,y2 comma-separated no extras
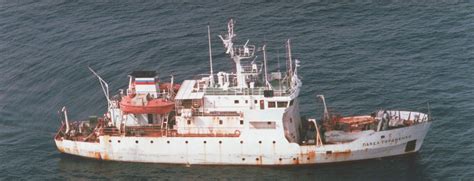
207,25,214,87
286,39,293,78
170,75,174,98
218,19,247,89
263,44,269,89
218,19,235,57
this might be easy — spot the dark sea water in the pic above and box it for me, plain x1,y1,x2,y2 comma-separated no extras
1,1,473,180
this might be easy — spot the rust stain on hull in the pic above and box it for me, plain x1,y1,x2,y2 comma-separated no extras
292,157,299,164
88,151,109,160
256,156,263,165
332,150,352,159
307,150,316,161
89,151,101,160
56,143,65,153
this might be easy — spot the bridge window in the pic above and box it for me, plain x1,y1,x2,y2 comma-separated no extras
277,101,288,108
289,100,294,106
234,100,239,104
240,120,244,125
268,102,276,108
187,120,191,125
219,120,223,125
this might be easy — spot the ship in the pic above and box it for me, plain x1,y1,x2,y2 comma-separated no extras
54,19,432,165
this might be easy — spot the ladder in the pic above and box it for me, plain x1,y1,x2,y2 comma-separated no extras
161,113,169,137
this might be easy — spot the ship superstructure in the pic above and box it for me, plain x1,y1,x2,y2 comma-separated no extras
54,19,432,165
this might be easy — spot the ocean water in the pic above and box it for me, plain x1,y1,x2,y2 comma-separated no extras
1,1,473,180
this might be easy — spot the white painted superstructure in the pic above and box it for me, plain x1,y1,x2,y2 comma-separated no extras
54,19,432,165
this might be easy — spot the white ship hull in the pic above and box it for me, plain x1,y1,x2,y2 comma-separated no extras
54,19,432,166
55,121,431,165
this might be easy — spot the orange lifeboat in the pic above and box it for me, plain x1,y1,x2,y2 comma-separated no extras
120,95,175,114
119,70,180,115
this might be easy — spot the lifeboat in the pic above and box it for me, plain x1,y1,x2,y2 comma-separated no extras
120,95,174,114
118,71,180,115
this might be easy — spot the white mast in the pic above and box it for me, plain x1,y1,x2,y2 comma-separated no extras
218,19,235,57
286,39,293,77
218,19,248,89
169,75,174,98
207,25,214,87
263,44,269,89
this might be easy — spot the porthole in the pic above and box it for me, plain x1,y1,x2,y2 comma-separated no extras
167,141,170,144
219,141,222,144
279,158,282,161
185,141,188,144
258,141,262,144
307,157,310,160
293,158,297,161
240,120,244,125
256,158,259,161
187,120,191,125
203,141,207,144
135,140,139,144
150,140,154,144
242,158,245,161
273,141,276,144
240,140,244,144
108,140,112,143
118,140,121,143
219,120,223,125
